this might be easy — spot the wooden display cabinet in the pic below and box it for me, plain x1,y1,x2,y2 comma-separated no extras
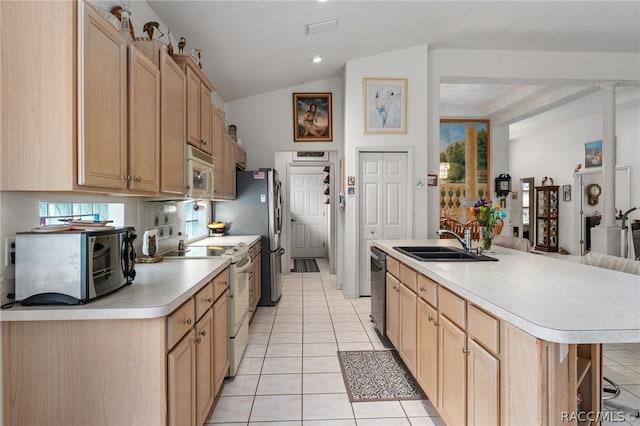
535,185,559,252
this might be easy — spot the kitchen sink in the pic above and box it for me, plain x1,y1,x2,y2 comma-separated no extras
393,246,498,262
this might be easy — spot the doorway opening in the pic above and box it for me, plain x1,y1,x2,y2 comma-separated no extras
521,177,535,245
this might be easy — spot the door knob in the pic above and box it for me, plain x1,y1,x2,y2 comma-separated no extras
291,218,297,222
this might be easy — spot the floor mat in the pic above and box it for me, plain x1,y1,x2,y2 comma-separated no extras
292,258,320,273
338,350,426,402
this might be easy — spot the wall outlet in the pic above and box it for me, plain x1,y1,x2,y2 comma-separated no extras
5,236,16,267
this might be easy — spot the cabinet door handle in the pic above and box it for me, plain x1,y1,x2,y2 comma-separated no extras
184,318,192,326
199,330,206,337
206,297,213,303
195,336,202,344
428,316,434,322
463,348,470,354
202,139,208,145
420,287,427,291
133,176,141,182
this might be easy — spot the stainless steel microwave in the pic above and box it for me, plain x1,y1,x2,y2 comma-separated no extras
15,227,137,305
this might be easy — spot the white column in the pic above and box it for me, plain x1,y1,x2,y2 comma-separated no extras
601,82,617,226
460,125,478,222
591,81,622,256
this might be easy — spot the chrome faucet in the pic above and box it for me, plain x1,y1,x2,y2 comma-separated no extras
437,228,472,254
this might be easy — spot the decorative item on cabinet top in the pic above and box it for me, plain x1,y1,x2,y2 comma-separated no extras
143,22,163,40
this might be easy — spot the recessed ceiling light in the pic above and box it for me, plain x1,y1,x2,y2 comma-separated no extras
312,56,323,63
318,0,328,3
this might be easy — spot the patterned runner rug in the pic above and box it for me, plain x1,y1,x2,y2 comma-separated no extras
292,258,320,273
338,350,425,402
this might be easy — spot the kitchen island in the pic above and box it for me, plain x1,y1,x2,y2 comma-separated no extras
2,258,231,426
374,239,640,426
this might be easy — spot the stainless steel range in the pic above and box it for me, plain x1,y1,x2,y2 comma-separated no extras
164,242,252,377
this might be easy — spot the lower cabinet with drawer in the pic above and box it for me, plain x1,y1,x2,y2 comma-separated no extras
386,255,598,425
167,269,229,426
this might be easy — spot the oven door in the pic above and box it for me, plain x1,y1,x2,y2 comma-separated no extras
230,256,252,335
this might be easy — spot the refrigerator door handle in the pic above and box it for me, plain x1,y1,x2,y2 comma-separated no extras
276,247,285,255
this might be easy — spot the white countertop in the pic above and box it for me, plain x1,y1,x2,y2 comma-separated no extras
184,235,262,248
374,239,640,344
0,258,230,322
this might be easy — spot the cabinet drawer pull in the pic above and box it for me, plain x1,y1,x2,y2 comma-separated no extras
184,318,192,326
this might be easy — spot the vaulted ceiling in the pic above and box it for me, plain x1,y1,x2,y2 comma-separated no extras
147,1,640,122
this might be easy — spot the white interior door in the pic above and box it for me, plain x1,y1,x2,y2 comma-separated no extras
290,167,326,258
359,152,408,296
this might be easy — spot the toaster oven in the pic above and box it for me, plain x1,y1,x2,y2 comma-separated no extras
15,227,137,305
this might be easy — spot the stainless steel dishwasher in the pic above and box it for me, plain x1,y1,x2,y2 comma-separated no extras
370,246,387,337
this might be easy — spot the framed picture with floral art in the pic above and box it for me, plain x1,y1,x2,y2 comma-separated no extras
293,93,332,142
363,78,407,134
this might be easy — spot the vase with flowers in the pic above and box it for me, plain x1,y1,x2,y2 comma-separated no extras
469,199,506,252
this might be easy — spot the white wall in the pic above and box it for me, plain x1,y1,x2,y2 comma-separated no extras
342,44,429,298
224,76,344,171
510,90,640,254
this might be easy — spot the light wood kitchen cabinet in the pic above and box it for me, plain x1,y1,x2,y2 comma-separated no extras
467,338,499,425
2,266,231,426
438,315,467,426
1,1,76,190
211,106,225,198
214,289,230,393
399,283,417,374
159,48,187,195
223,134,237,199
127,46,160,193
168,329,197,426
200,84,213,155
77,1,129,191
210,106,239,199
173,55,214,155
195,308,215,425
386,272,401,348
236,144,247,170
384,252,605,425
416,298,438,405
1,2,166,195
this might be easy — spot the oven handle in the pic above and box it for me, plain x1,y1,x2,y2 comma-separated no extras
234,256,253,273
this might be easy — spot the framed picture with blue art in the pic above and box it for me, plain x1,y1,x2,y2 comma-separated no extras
363,78,407,134
584,140,602,168
439,119,491,220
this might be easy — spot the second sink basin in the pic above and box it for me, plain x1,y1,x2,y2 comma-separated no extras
393,246,498,262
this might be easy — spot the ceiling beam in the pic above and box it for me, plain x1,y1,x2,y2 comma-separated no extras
490,85,600,125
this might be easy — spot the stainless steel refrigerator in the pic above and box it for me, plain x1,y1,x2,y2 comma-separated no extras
215,169,284,305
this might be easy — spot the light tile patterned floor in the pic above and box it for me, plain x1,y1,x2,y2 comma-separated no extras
206,259,640,425
205,258,444,425
602,343,640,426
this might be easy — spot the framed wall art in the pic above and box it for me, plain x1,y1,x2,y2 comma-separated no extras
293,93,332,142
439,119,491,220
363,78,407,134
584,140,602,168
562,184,571,201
